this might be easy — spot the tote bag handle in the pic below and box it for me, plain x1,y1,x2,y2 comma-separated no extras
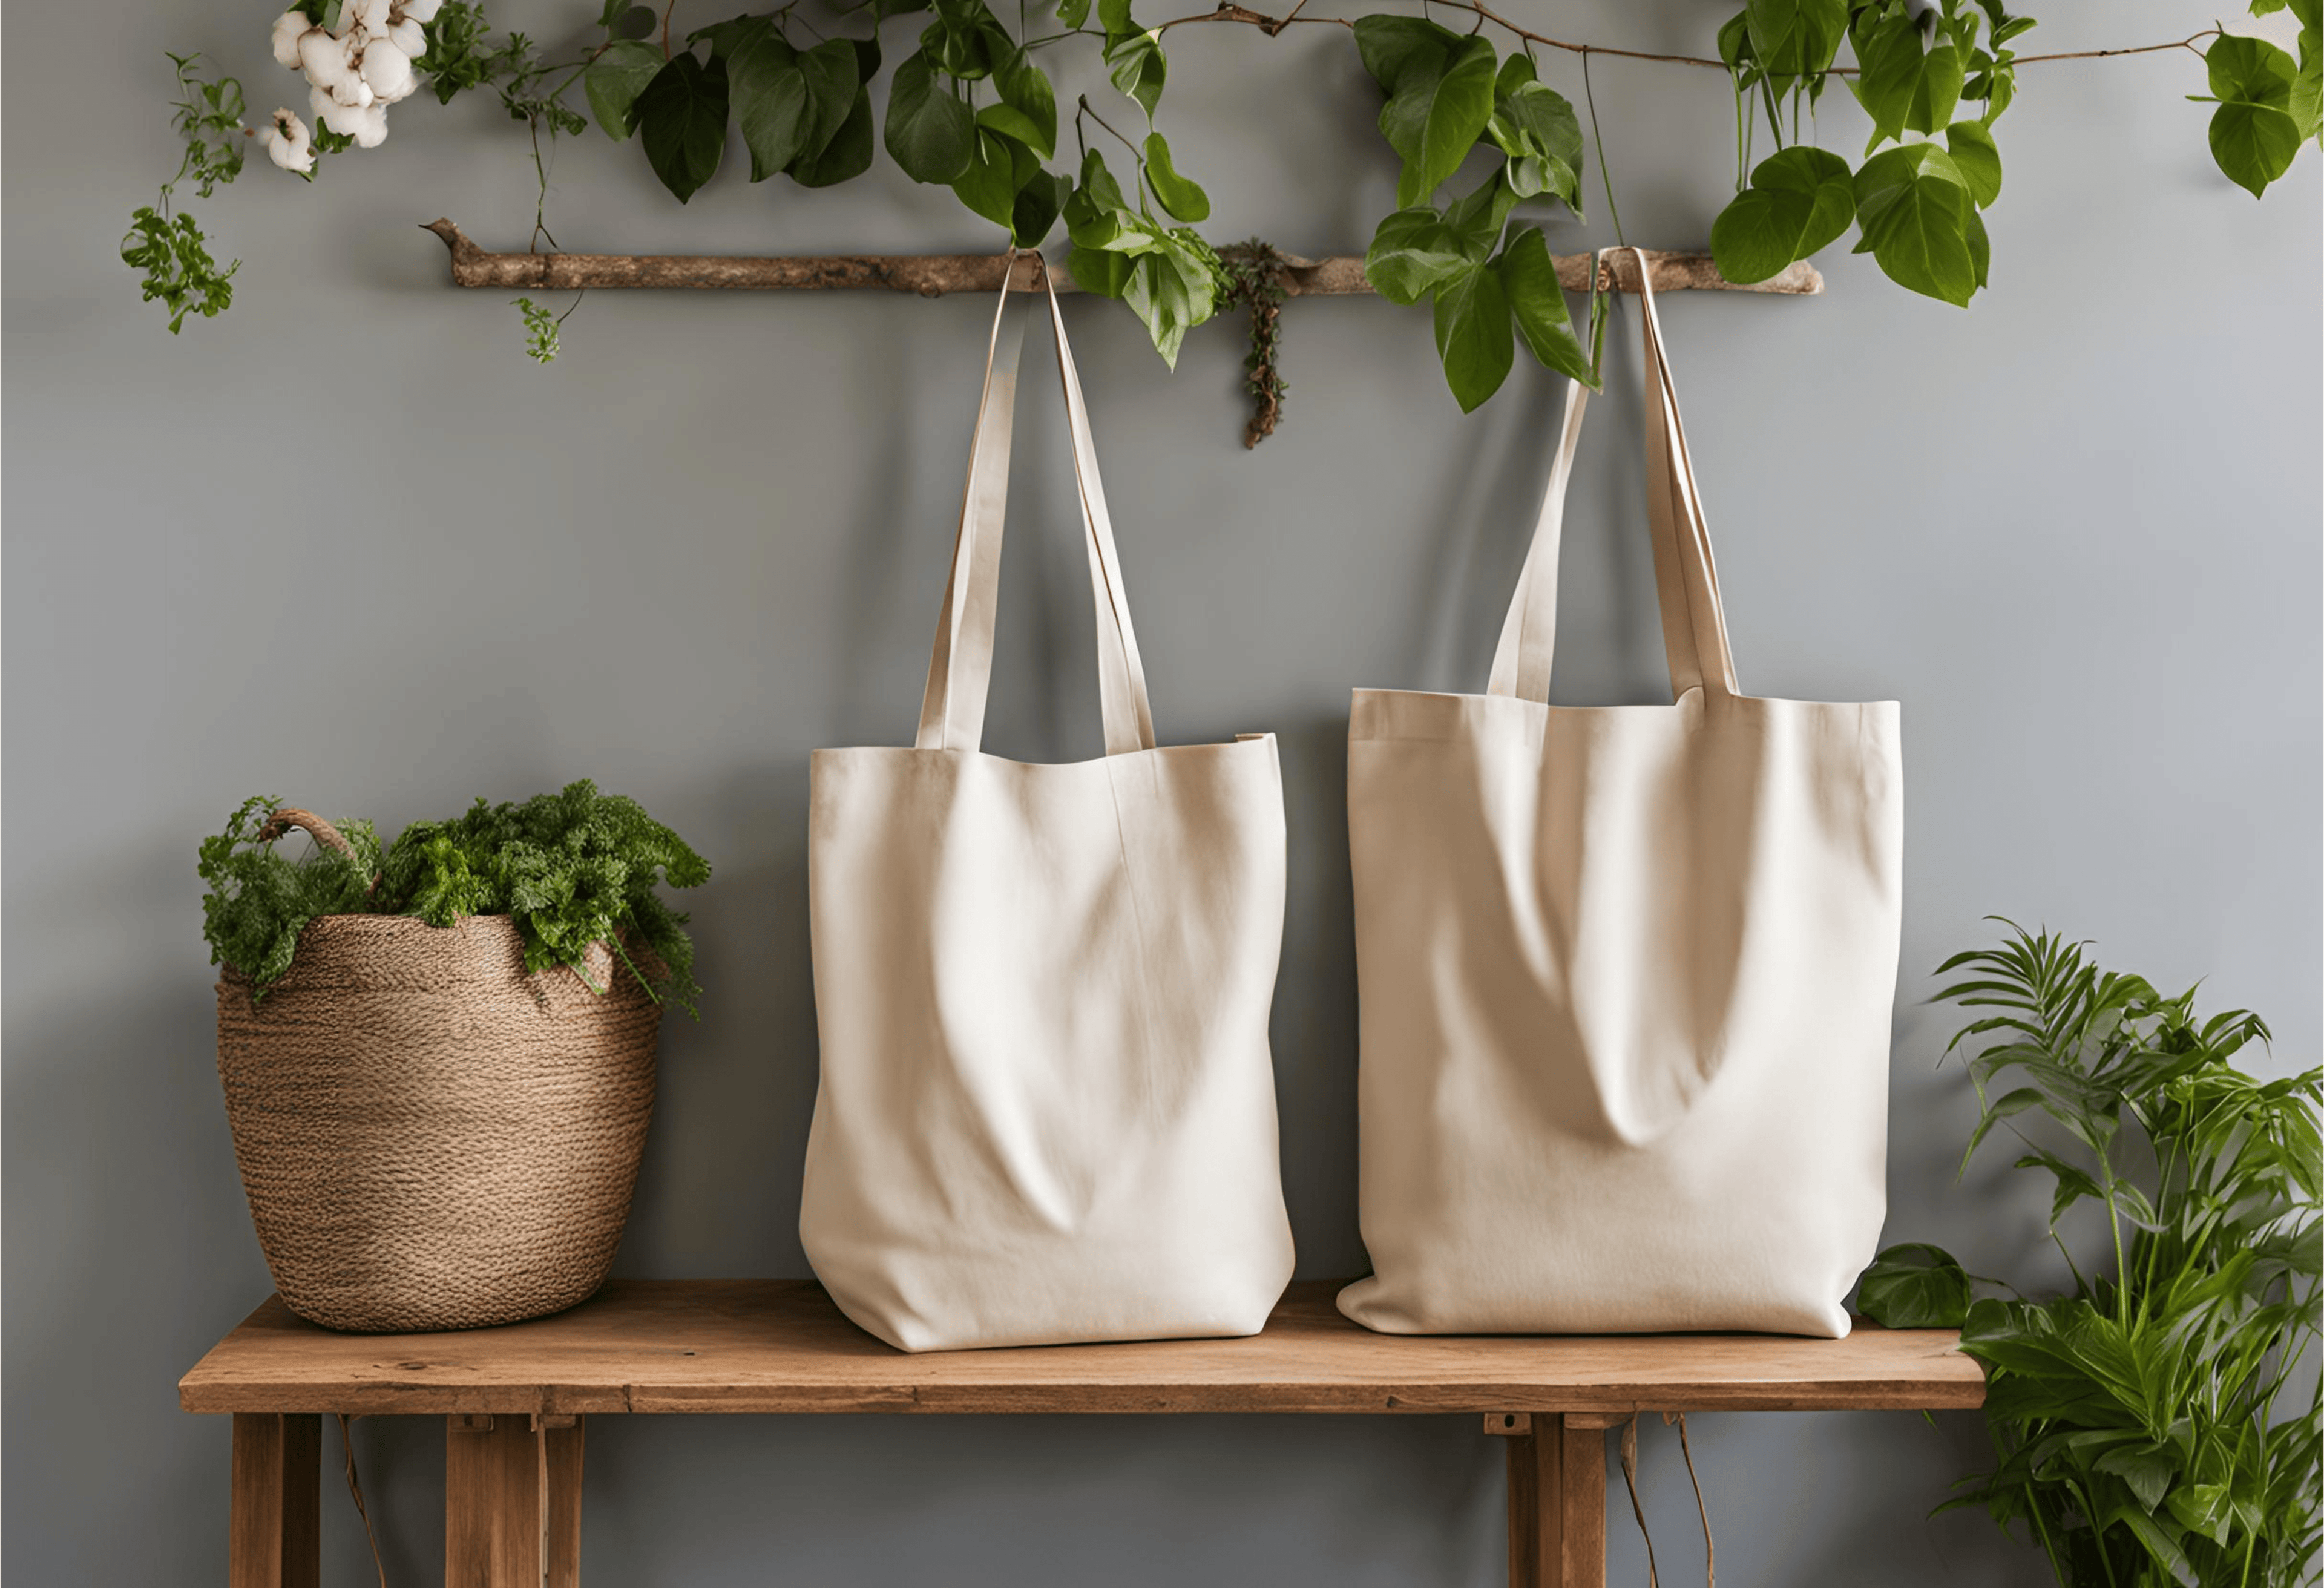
915,254,1159,758
1486,245,1741,704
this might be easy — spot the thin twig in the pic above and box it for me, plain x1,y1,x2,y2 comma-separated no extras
1075,94,1144,162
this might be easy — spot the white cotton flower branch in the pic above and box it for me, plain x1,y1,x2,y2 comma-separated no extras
269,0,436,165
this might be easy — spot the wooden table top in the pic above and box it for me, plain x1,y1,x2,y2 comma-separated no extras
179,1279,1984,1418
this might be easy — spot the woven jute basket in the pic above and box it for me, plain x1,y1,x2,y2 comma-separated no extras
215,808,661,1333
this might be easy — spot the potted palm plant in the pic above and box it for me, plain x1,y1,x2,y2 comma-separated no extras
1858,922,2321,1587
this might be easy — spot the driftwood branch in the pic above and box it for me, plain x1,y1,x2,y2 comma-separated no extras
421,220,1824,298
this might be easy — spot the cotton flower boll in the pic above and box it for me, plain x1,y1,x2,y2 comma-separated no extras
271,10,310,68
387,18,425,59
297,28,355,90
361,42,413,102
346,0,392,40
309,82,389,145
263,108,315,174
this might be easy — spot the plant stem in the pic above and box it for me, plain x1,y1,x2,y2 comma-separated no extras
1581,49,1624,246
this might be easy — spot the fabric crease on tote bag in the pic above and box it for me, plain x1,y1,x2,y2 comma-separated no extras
800,257,1296,1354
1337,247,1903,1340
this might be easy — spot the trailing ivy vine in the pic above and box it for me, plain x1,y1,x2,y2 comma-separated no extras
133,0,2319,410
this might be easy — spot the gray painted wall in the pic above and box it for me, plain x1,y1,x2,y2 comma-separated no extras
4,0,2316,1581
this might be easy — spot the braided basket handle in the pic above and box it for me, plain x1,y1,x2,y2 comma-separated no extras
255,807,356,858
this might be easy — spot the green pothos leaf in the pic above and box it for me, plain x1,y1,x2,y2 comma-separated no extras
1497,225,1597,387
1355,17,1497,208
585,39,663,140
1431,259,1513,413
1363,206,1469,305
1103,28,1167,117
1851,141,1978,305
1711,143,1854,283
633,50,730,202
2200,34,2306,195
789,87,875,186
885,50,976,183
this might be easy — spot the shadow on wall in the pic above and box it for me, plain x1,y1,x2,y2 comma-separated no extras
619,760,822,1279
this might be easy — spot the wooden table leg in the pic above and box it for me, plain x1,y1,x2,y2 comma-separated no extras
446,1412,586,1587
1502,1412,1611,1588
231,1412,320,1588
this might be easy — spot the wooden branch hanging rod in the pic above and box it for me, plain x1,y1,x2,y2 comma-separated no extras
421,220,1823,298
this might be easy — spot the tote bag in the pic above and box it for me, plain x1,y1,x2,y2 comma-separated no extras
1337,248,1902,1339
799,262,1296,1353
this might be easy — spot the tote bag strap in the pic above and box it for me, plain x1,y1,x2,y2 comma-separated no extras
915,277,1023,752
1484,246,1741,704
1632,245,1739,700
1485,372,1589,701
914,253,1158,756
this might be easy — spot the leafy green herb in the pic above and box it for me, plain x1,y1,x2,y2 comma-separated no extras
199,798,383,999
122,208,239,333
199,783,711,1016
1859,921,2321,1587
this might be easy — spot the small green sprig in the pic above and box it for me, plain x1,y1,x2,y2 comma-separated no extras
124,53,252,333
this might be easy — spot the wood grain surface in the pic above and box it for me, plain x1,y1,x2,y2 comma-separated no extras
182,1281,1983,1419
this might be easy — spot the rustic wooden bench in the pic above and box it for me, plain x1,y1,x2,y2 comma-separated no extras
180,1279,1983,1587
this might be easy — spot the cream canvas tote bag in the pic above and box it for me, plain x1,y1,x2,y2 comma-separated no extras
800,265,1296,1353
1337,249,1902,1339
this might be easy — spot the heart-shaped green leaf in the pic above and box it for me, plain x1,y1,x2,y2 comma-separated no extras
1354,15,1456,96
1745,0,1845,87
1852,142,1977,305
2203,35,2305,195
884,51,976,183
634,50,730,202
1710,144,1855,283
795,41,862,160
1388,34,1497,207
725,26,807,179
1497,225,1596,387
1012,171,1069,248
993,46,1057,157
1432,260,1514,413
1852,10,1963,148
952,128,1020,228
1363,206,1468,304
585,39,664,142
788,85,874,186
1945,118,2003,206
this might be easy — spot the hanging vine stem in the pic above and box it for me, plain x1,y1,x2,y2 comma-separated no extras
1149,2,2222,74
